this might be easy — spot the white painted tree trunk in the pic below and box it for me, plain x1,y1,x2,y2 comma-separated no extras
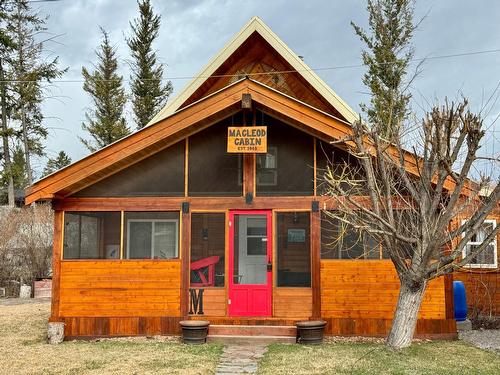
387,280,427,349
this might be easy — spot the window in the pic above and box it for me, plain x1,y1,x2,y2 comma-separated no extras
190,213,226,287
124,212,179,259
462,220,497,268
276,212,311,287
256,115,314,196
63,212,121,259
256,147,277,186
246,217,267,255
320,211,380,259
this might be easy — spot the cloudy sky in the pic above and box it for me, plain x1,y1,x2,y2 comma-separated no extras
34,0,500,179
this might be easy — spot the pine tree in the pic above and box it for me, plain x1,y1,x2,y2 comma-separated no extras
0,142,27,203
42,150,71,177
127,0,172,129
351,0,415,141
0,0,16,205
10,142,27,188
8,0,66,185
80,28,129,152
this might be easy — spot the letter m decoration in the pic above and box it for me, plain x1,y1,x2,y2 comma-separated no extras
189,288,204,315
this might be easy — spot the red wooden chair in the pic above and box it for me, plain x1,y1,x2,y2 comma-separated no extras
190,255,220,287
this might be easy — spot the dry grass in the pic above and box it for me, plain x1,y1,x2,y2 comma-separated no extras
0,301,222,375
259,341,500,375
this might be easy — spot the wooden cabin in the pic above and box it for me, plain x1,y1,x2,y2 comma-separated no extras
26,17,497,340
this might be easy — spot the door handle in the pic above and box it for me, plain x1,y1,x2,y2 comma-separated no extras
267,262,272,272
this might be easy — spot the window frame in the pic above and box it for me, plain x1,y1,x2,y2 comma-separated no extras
126,218,179,259
256,146,278,186
62,211,121,260
461,219,497,269
275,211,312,287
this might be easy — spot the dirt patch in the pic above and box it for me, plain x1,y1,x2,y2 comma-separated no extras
0,300,222,374
0,297,51,306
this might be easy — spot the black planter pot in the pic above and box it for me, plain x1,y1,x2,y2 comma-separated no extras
179,320,209,344
296,320,327,345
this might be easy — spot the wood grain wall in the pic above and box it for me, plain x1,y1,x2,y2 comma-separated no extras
198,288,226,316
59,260,181,318
452,213,500,316
454,271,500,315
273,288,312,318
320,260,446,319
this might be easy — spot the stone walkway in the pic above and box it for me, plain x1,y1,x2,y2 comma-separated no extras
215,344,267,374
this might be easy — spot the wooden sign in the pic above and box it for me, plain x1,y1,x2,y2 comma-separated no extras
227,126,267,153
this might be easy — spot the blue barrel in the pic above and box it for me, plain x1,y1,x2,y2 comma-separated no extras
453,281,467,321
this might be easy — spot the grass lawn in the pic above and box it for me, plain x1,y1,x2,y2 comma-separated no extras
0,300,222,375
259,340,500,375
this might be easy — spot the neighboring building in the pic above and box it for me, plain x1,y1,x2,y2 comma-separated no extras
25,17,498,339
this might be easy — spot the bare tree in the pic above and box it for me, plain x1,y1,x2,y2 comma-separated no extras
0,204,52,293
323,100,500,349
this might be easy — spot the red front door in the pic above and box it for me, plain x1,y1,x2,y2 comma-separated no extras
228,210,272,316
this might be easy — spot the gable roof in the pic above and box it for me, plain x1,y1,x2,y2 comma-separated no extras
25,17,465,205
24,78,359,204
26,77,465,204
148,16,359,126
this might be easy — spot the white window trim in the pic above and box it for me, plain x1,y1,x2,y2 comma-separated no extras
126,219,179,259
461,219,497,269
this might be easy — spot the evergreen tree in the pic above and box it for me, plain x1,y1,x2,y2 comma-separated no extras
8,0,66,185
0,142,27,203
10,142,27,188
127,0,172,129
42,150,71,177
351,0,415,141
80,28,129,152
0,0,16,205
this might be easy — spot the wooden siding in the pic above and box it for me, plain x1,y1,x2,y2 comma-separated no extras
273,288,312,318
198,288,226,317
50,211,63,321
452,213,500,316
454,271,500,315
59,260,181,318
64,317,181,338
320,260,446,319
179,32,342,118
323,317,456,338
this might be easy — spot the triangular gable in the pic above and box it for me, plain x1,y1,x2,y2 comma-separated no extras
148,16,359,126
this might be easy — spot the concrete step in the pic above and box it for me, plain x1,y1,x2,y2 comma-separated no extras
207,334,296,344
208,324,296,337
